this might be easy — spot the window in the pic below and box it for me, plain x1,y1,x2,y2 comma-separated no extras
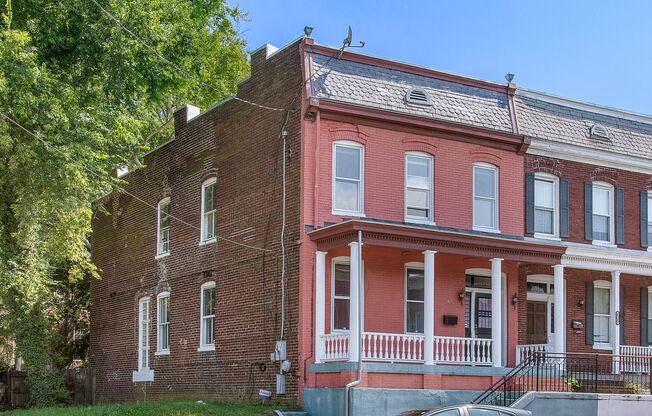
405,267,425,334
592,183,613,243
138,297,151,371
157,292,170,354
199,282,216,351
648,287,652,345
405,153,433,223
534,175,557,236
647,195,652,245
156,198,170,257
332,260,351,331
473,164,498,231
333,142,363,215
594,283,611,345
201,178,216,243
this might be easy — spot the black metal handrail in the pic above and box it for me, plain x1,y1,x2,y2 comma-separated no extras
472,352,652,407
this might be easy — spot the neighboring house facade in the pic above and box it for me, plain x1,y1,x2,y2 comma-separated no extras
90,36,652,412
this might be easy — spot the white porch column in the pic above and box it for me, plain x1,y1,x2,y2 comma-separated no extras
349,241,360,362
612,270,621,369
490,258,503,367
314,251,327,363
423,250,437,365
553,265,565,355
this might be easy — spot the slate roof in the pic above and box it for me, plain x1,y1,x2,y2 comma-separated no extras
311,53,514,133
514,93,652,159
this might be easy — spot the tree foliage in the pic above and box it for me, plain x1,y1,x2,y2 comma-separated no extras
0,0,248,405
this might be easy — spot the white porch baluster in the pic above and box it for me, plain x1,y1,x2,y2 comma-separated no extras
315,251,327,363
490,258,503,367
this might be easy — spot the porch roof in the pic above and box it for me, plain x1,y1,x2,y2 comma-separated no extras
308,219,565,265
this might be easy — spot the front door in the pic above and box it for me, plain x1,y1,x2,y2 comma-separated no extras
527,301,548,344
475,293,492,339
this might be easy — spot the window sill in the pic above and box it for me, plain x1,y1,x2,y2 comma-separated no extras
592,240,617,248
646,247,652,253
593,343,612,351
332,210,366,218
533,233,561,241
405,218,435,226
155,252,170,260
473,226,501,234
197,345,215,352
154,350,170,356
132,369,154,382
199,238,217,246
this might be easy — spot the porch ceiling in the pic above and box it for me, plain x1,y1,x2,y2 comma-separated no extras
308,219,565,265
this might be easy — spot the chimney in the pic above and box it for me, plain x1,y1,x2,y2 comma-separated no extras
173,104,200,138
250,43,279,75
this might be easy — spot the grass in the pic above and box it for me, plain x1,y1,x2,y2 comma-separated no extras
2,401,283,416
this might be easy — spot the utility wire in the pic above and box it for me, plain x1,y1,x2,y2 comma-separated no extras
88,0,287,113
0,111,272,253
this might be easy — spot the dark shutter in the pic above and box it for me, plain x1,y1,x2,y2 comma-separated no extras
525,173,535,234
586,281,594,345
585,182,593,241
642,287,649,346
641,191,649,248
616,188,625,245
620,285,625,344
560,179,570,238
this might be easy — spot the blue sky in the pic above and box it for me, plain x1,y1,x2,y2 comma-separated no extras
232,0,652,115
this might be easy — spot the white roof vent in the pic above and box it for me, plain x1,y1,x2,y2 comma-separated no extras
405,87,432,106
589,123,610,141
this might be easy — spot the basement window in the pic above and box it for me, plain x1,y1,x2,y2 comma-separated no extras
405,87,432,106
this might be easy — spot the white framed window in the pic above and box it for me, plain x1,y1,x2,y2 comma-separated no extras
405,264,425,334
648,286,652,346
156,292,170,355
332,258,351,331
200,178,217,243
156,198,170,257
405,153,434,223
593,280,611,348
333,141,364,216
534,174,558,237
592,182,614,244
198,282,216,351
138,297,151,371
647,195,652,245
473,163,499,232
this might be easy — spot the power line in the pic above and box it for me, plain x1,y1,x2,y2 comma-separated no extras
0,112,272,253
87,0,287,113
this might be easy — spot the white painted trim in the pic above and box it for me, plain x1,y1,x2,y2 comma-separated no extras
137,297,151,372
527,138,652,175
562,244,652,276
332,141,365,216
199,281,216,350
132,369,154,382
197,345,216,352
405,152,434,224
472,163,499,233
533,173,559,238
591,181,615,245
315,251,327,363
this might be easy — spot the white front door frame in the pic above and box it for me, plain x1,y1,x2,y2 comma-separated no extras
526,274,555,346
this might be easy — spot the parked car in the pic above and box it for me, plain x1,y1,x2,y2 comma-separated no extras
399,404,532,416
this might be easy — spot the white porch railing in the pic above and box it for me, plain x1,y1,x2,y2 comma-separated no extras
620,345,652,373
434,336,493,365
322,333,349,361
362,332,424,362
515,344,551,366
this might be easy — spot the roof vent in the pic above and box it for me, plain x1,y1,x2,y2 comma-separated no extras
405,87,432,106
589,123,610,141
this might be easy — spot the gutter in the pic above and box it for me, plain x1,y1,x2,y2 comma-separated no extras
344,230,363,416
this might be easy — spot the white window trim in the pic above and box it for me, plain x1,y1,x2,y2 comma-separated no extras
647,195,652,252
404,262,425,335
472,163,500,233
591,182,615,246
200,178,217,245
155,291,170,355
133,296,154,382
331,257,351,333
156,198,171,258
648,286,652,346
332,141,365,217
593,280,612,350
533,173,559,239
405,152,435,225
198,282,216,352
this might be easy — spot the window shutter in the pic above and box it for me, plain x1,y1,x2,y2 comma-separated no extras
525,173,535,233
641,287,649,346
584,182,593,241
616,187,625,245
641,191,649,248
560,179,570,238
620,285,625,344
586,281,594,345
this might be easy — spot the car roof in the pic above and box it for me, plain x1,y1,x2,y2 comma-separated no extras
400,404,531,416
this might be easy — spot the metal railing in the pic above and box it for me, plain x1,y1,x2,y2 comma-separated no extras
473,352,652,407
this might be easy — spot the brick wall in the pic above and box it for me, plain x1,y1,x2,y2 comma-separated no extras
90,41,304,403
525,154,652,250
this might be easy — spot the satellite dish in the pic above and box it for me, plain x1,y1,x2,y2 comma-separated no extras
343,26,352,48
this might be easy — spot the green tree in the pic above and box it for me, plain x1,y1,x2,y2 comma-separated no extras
0,0,248,405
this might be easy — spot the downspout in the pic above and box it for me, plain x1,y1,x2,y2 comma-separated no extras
344,230,363,416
